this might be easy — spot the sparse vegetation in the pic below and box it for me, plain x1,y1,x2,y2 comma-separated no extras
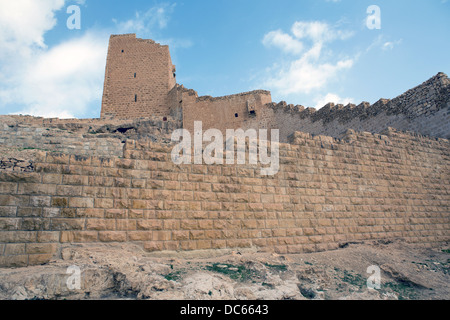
264,263,288,272
383,281,417,300
205,263,258,282
164,271,184,282
340,269,366,289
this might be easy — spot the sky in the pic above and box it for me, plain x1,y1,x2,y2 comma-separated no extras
0,0,449,119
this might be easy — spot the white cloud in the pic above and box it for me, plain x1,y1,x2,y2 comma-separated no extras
266,54,353,95
263,30,304,55
0,0,65,59
382,42,395,51
0,1,186,119
115,3,176,34
314,93,354,110
291,21,329,42
113,4,192,51
9,32,108,118
366,35,402,53
382,39,402,51
291,21,354,44
0,0,109,118
262,21,354,95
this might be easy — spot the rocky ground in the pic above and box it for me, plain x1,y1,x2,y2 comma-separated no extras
0,239,448,300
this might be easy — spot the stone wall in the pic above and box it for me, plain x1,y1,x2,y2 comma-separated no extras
0,115,182,158
98,33,450,142
101,34,177,119
169,73,450,142
1,128,449,268
175,73,450,142
178,85,273,134
267,72,450,142
0,124,124,158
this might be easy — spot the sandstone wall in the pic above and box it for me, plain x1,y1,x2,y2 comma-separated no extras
97,33,449,142
179,86,273,134
1,129,449,268
268,73,450,142
0,123,124,158
101,34,177,119
0,115,182,158
172,73,450,142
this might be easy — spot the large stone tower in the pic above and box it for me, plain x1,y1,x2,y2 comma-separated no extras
101,34,177,119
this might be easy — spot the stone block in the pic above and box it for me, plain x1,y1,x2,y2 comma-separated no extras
51,218,85,231
0,231,37,243
116,220,136,231
69,197,94,208
56,185,83,197
42,208,60,218
99,231,126,242
60,208,77,218
143,241,164,252
152,231,171,241
28,254,54,266
94,198,114,209
4,243,26,255
37,231,60,243
47,153,70,164
60,231,98,243
0,255,28,268
0,218,20,231
18,183,56,195
136,220,163,231
105,209,127,219
86,219,115,231
42,174,62,184
52,197,69,208
69,155,91,166
127,231,153,241
26,243,58,254
30,196,52,207
0,182,18,194
0,206,17,217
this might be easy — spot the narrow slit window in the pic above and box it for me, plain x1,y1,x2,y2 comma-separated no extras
235,113,239,118
134,73,136,78
135,94,137,102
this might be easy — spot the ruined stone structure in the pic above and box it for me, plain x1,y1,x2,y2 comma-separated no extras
101,34,450,141
101,34,177,119
0,34,449,268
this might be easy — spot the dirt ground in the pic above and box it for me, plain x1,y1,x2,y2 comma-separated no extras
0,239,448,300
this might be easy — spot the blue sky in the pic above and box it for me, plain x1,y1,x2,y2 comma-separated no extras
0,0,449,119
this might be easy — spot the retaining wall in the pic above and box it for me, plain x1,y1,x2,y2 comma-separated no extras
0,129,449,267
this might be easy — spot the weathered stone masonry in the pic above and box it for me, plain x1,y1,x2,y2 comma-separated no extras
100,34,450,141
265,72,450,141
101,34,177,119
1,129,449,267
1,34,449,268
